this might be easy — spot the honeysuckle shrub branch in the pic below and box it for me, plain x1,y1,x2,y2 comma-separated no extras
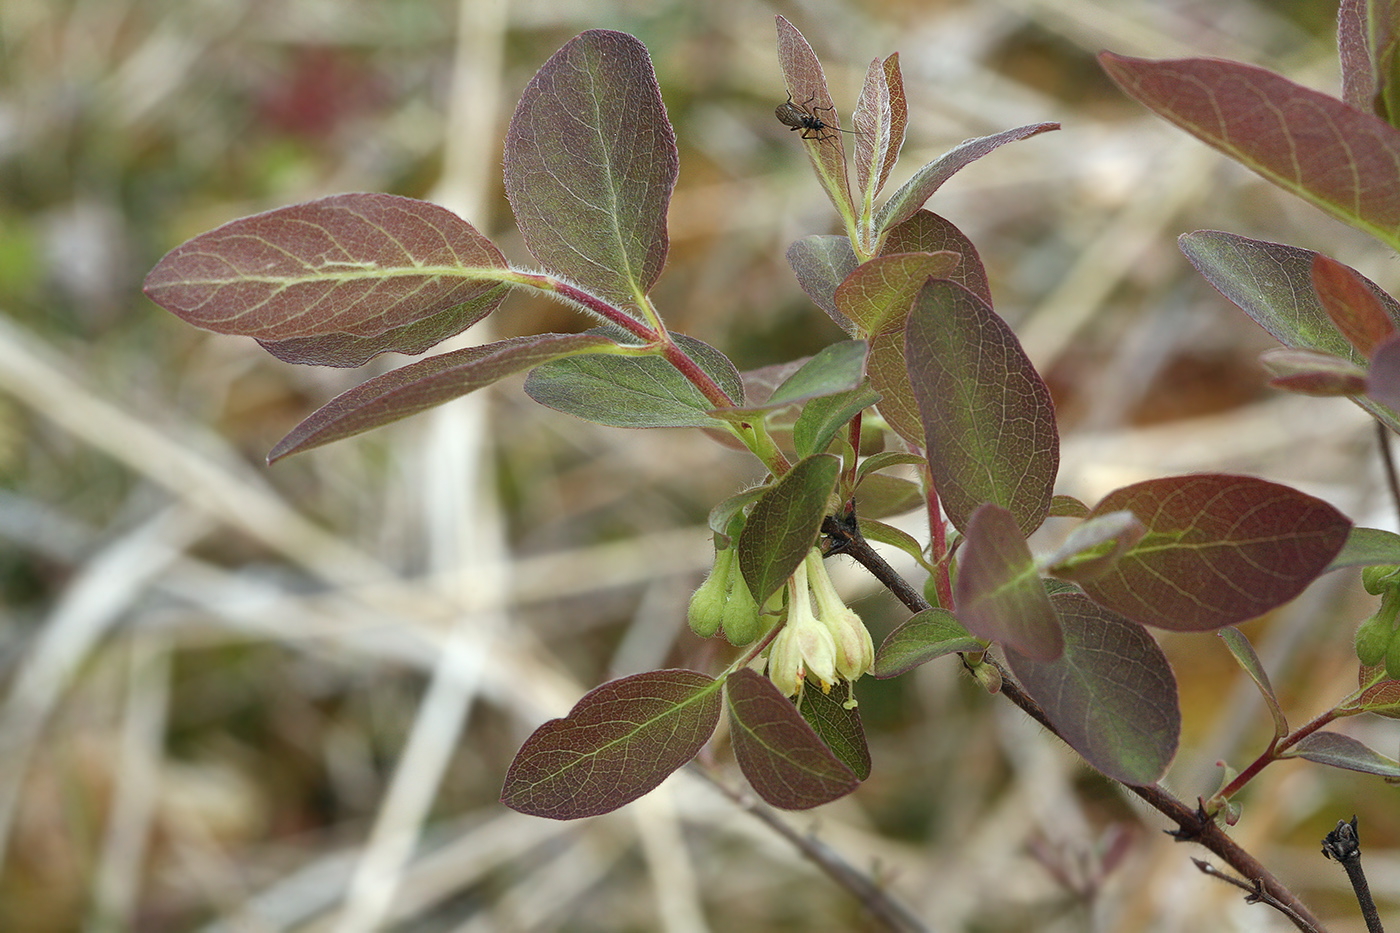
141,10,1400,926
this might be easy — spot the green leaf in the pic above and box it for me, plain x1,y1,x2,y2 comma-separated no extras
1219,627,1288,739
1102,53,1400,251
956,503,1063,661
503,30,677,315
873,608,983,678
851,472,923,520
855,451,925,483
775,16,856,231
712,341,868,421
1329,526,1400,571
1079,474,1352,631
834,252,961,333
880,210,991,305
1004,592,1180,785
143,193,510,363
726,668,859,809
269,333,619,461
524,333,742,428
875,123,1059,233
786,235,859,334
1041,510,1146,583
1049,494,1091,519
1285,730,1400,779
905,279,1059,535
737,455,841,605
857,518,932,573
793,381,883,458
799,682,872,780
501,669,722,819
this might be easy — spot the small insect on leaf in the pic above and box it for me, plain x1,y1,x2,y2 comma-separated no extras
775,93,857,143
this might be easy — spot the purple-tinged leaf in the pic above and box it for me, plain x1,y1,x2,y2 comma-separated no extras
1080,474,1352,632
1005,593,1179,785
738,455,841,605
956,503,1063,661
906,279,1059,535
1219,627,1288,738
1041,510,1146,583
1101,53,1400,251
875,123,1059,233
1340,0,1377,111
1285,730,1400,778
873,608,983,678
793,380,882,459
1329,526,1400,571
1312,253,1395,356
143,193,509,354
866,306,924,448
524,333,742,429
1259,348,1368,397
1180,231,1400,430
786,235,859,334
881,210,991,305
834,252,961,334
501,669,722,819
775,17,855,226
503,31,677,316
798,682,871,780
270,333,617,461
1341,674,1400,719
1367,334,1400,409
726,668,859,809
852,54,907,205
710,340,867,420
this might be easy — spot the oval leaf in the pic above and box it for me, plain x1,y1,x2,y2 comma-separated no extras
143,193,509,352
1312,253,1395,356
1079,474,1352,631
956,503,1063,661
798,682,872,780
524,333,742,429
737,455,841,605
834,252,961,334
726,668,859,809
503,30,677,314
711,341,867,420
786,235,859,333
501,670,723,819
873,608,984,678
881,210,991,305
1005,593,1180,785
906,279,1059,535
775,17,855,228
1101,54,1400,252
269,333,616,461
1286,730,1400,778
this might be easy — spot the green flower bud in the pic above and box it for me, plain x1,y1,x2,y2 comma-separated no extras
687,548,732,638
721,570,762,646
1386,627,1400,682
1356,613,1394,667
1363,565,1400,596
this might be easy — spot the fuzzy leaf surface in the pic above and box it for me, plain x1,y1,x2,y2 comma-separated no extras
711,341,867,420
1041,510,1146,583
737,455,840,605
793,381,882,458
852,54,907,203
875,123,1059,233
1180,231,1400,430
798,683,871,780
873,608,983,678
775,16,855,227
1079,474,1352,631
726,668,858,809
1219,627,1288,738
501,669,722,819
270,333,617,460
956,503,1062,661
1286,730,1400,778
786,235,859,333
503,30,677,314
1101,53,1400,251
880,210,991,304
524,333,741,428
906,279,1059,535
834,252,961,334
1259,348,1368,396
1005,593,1179,785
1339,0,1377,111
143,193,508,356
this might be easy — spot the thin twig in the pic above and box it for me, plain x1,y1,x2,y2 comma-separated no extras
693,765,931,933
1377,422,1400,531
1191,859,1314,928
1323,817,1384,933
824,518,1328,933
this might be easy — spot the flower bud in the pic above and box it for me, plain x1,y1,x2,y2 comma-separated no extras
1386,627,1400,682
1356,612,1394,667
687,548,731,638
721,569,762,646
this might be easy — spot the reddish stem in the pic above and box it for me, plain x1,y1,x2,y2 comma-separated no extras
1217,708,1341,800
923,464,953,610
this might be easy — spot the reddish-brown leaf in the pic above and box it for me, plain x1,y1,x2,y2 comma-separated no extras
1080,474,1352,631
956,503,1062,661
834,251,960,334
880,210,991,305
1312,253,1395,356
775,16,855,223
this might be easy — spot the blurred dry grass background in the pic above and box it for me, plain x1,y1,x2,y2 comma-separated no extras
1,0,1397,930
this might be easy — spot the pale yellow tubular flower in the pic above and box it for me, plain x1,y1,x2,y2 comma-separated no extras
806,549,875,682
766,558,838,696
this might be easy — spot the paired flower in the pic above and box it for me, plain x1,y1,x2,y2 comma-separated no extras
767,549,874,698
